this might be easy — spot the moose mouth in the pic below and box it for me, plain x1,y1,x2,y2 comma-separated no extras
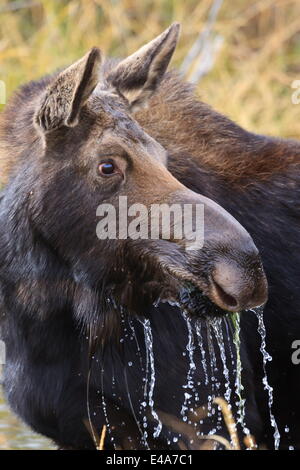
157,272,234,318
110,251,247,318
161,283,231,318
153,259,239,318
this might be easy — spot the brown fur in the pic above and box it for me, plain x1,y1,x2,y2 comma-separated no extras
136,73,300,185
1,66,300,189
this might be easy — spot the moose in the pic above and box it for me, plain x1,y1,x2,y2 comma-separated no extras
0,23,299,449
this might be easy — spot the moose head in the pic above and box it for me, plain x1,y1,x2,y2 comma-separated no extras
28,23,267,326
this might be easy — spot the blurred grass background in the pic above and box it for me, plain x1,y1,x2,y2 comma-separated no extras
0,0,300,138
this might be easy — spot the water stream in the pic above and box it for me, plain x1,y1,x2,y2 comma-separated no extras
195,321,209,386
181,312,196,422
142,318,163,439
0,307,284,450
211,317,232,404
230,314,248,434
253,307,281,449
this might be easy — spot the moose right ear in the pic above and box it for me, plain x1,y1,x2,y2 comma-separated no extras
35,47,102,133
107,23,180,112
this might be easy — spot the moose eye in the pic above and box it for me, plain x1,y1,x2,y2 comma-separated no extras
98,161,116,176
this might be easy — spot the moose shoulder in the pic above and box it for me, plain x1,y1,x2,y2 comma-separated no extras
0,24,298,449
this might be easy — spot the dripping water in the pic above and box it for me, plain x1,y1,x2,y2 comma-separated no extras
128,317,150,443
142,318,163,439
91,299,282,449
195,320,209,386
253,307,280,449
229,313,249,436
205,318,220,422
121,316,149,448
224,317,235,369
211,317,232,404
123,365,149,449
128,317,144,372
137,317,150,441
181,312,196,421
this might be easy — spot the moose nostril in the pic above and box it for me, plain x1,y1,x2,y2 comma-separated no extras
213,280,238,309
208,259,268,312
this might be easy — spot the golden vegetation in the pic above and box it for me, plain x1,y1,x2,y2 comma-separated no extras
1,0,300,138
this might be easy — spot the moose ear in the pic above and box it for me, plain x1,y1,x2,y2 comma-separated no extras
107,23,180,111
35,47,102,132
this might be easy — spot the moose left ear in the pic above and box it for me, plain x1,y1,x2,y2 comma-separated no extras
35,47,102,132
107,23,180,111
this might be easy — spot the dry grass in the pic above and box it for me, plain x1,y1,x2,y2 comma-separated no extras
97,425,107,450
95,398,257,450
0,0,300,138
